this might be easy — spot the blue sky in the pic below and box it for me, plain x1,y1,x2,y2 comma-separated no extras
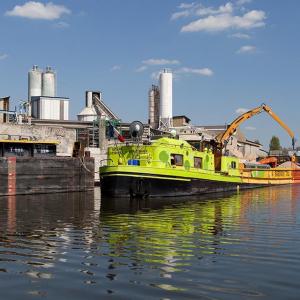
0,0,299,148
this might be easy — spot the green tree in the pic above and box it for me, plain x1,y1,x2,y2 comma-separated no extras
269,136,281,151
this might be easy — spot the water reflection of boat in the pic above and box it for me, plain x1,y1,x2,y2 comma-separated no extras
101,190,237,214
101,185,297,215
100,185,300,270
100,137,300,198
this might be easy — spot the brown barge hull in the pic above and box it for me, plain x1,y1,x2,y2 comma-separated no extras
0,157,94,196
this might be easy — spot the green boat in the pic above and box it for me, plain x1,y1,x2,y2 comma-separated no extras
100,136,298,198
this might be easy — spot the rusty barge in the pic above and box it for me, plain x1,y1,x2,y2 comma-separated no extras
0,139,94,196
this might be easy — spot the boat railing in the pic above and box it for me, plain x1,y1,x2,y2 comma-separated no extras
100,158,114,167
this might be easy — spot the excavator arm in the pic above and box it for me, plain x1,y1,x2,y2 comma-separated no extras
262,105,295,148
216,104,295,149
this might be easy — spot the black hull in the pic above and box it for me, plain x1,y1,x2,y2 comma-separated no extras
101,175,262,198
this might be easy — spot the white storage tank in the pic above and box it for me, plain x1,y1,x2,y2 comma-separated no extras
77,91,98,122
28,65,42,100
77,106,97,122
42,67,56,97
159,69,173,128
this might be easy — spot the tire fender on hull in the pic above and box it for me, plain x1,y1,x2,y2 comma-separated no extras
129,178,150,198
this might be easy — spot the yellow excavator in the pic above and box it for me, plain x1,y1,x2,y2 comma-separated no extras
215,103,295,150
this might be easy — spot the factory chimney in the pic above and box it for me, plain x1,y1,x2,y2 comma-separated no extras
148,84,160,129
159,69,173,130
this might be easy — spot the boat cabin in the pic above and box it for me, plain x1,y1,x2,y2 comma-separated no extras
106,137,241,176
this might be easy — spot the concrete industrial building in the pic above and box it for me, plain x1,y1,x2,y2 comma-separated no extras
31,96,69,120
0,64,270,187
0,67,127,183
147,70,265,161
28,65,70,121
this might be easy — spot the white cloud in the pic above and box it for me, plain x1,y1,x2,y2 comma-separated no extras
136,58,180,74
6,1,71,20
236,0,252,6
230,32,251,39
235,107,249,114
0,54,8,60
176,67,214,76
171,10,191,20
172,2,234,21
181,10,266,32
142,58,180,66
173,1,266,34
178,3,196,9
245,126,256,130
135,65,148,72
236,45,256,53
196,3,233,17
110,65,121,72
150,66,213,81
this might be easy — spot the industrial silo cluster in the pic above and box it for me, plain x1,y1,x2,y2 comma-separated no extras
28,65,69,120
28,65,56,99
148,69,173,130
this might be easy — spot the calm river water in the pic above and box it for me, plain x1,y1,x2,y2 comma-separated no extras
1,186,300,299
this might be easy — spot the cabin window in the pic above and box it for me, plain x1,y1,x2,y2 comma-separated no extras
33,144,56,157
231,161,237,169
171,154,183,166
192,142,201,151
3,143,31,157
194,157,202,169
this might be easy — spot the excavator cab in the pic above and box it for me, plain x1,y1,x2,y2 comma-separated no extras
258,156,278,168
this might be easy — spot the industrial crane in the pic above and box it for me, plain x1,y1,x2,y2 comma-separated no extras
216,103,295,149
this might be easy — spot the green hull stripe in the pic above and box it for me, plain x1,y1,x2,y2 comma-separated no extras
100,166,242,184
104,173,191,181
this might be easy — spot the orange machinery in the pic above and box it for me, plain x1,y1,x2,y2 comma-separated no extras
216,103,295,150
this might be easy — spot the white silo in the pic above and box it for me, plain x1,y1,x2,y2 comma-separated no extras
77,91,97,122
159,69,173,129
77,106,97,122
42,66,56,97
28,65,42,100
